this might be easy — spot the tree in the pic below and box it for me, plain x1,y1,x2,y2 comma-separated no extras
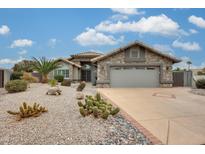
32,57,59,83
173,67,181,71
13,60,35,72
186,61,192,70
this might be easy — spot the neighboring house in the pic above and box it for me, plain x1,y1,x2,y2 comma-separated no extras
50,41,181,88
0,68,12,88
92,41,181,88
191,68,204,75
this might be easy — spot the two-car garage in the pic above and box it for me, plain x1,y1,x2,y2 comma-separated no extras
110,66,160,88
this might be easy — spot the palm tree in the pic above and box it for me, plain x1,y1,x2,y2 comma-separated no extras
186,61,192,70
32,57,59,83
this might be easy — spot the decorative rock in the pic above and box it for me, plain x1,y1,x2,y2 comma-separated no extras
46,86,62,95
76,92,84,100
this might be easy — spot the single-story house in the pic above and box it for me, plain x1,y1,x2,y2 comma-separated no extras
50,41,181,88
49,52,102,82
0,68,12,88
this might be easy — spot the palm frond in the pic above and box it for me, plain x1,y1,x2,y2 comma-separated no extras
32,57,60,75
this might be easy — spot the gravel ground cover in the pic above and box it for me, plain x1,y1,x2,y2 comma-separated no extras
0,83,150,145
190,89,205,96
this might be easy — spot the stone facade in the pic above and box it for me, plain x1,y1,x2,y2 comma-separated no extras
96,45,174,88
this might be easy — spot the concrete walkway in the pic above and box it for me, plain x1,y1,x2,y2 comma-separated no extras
98,88,205,144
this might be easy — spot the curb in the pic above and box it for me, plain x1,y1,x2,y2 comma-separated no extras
98,90,163,145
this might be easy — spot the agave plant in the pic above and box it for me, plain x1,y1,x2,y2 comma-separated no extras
32,57,59,83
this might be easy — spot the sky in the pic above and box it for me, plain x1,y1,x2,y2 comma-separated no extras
0,8,205,69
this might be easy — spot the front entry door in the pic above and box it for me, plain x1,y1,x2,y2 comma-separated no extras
81,63,92,82
81,70,91,82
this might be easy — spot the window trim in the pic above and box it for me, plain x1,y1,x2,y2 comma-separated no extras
125,47,145,62
54,69,69,79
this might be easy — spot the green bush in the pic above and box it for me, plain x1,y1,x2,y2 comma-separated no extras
54,75,64,82
61,79,71,86
49,79,57,87
10,72,23,80
5,80,27,93
196,79,205,89
76,81,86,91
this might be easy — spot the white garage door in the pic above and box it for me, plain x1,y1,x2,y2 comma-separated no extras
110,66,160,88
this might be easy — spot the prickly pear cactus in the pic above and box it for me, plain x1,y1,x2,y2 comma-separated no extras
77,93,120,120
7,102,48,121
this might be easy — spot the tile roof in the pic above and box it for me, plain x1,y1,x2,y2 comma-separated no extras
70,51,103,57
56,58,81,68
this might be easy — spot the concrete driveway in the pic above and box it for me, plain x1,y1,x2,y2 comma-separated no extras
98,88,205,144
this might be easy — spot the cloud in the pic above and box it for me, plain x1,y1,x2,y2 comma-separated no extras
95,14,187,36
172,39,201,51
18,50,27,55
48,38,58,48
153,44,174,56
174,56,205,69
10,39,33,48
74,28,124,46
0,57,24,65
188,15,205,28
0,25,10,35
110,14,129,21
173,56,191,69
189,29,198,34
111,8,145,15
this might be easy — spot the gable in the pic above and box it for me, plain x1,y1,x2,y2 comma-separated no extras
91,41,181,63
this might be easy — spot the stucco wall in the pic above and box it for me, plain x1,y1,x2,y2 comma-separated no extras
4,70,11,86
49,61,80,81
97,46,173,87
73,67,80,81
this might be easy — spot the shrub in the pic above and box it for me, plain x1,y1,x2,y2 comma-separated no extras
7,102,48,121
10,72,23,80
197,71,205,75
76,81,86,91
77,93,120,120
49,79,58,87
61,79,71,86
5,80,27,93
54,75,64,82
196,79,205,89
22,72,38,83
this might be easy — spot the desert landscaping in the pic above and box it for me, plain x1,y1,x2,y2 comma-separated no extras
0,83,150,144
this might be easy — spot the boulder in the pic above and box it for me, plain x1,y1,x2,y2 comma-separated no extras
46,86,62,96
76,92,84,100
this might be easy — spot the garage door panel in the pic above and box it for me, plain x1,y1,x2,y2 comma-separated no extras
110,68,159,88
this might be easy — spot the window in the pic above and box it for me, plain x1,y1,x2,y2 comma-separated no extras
54,69,69,78
131,49,138,58
125,46,145,61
